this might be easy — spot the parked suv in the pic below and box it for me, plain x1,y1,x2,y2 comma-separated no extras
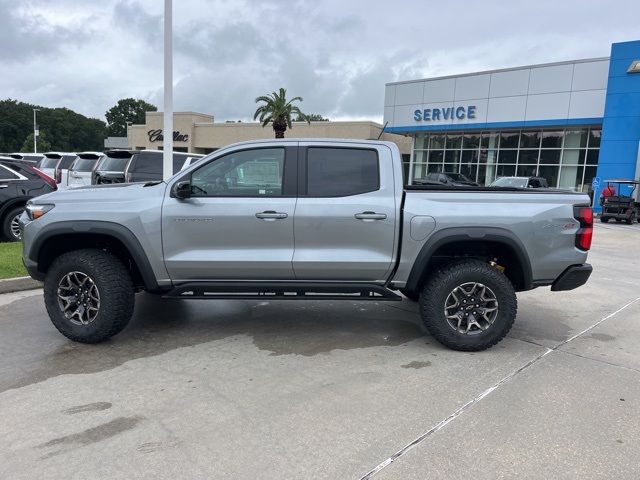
9,153,44,165
424,172,480,186
490,176,549,188
21,139,593,351
93,150,202,184
38,152,77,188
68,152,103,188
0,157,56,240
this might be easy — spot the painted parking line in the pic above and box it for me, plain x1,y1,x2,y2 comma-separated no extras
359,295,640,479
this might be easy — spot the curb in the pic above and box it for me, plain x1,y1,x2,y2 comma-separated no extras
0,276,42,295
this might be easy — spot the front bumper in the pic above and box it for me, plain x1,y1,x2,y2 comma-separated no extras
551,264,592,291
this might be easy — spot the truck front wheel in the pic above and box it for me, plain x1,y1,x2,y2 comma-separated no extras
419,259,517,351
44,249,135,343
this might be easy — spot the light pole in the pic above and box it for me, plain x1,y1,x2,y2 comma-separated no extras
163,0,173,181
33,108,40,153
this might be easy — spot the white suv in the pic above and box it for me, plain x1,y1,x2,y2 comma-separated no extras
68,152,103,188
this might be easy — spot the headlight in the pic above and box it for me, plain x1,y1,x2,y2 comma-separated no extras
26,204,54,220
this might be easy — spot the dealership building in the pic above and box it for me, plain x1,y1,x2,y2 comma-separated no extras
383,40,640,201
126,111,411,157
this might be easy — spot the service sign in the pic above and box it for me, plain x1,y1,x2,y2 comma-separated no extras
413,105,477,122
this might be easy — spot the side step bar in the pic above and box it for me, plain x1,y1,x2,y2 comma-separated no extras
163,282,402,301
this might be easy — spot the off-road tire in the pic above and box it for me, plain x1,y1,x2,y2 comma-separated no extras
400,288,419,302
44,249,135,343
419,259,517,351
1,206,24,241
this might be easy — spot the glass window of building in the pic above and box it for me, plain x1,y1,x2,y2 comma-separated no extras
409,127,600,191
541,130,564,149
500,131,519,149
519,131,541,149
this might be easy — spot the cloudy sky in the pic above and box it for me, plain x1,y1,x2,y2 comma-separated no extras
1,0,639,123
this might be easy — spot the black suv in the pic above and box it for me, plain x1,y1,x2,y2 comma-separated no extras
0,157,57,241
93,150,203,184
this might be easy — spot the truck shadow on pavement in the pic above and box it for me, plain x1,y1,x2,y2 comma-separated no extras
0,293,427,393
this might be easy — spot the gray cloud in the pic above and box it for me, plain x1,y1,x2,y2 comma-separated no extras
1,0,639,122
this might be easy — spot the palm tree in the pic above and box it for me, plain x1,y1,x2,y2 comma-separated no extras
253,88,309,138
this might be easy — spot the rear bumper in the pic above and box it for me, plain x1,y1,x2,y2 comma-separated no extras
551,264,592,291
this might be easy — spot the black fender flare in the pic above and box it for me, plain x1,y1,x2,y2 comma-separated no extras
27,220,159,290
404,227,533,292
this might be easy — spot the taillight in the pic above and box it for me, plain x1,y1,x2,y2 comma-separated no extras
29,166,58,190
574,206,593,251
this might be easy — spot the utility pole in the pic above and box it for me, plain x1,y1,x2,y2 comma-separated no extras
163,0,173,181
33,108,40,153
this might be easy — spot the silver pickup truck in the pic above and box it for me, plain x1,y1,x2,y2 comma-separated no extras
20,139,593,351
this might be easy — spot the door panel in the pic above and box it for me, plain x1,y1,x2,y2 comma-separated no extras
162,144,298,281
293,144,397,281
162,197,296,280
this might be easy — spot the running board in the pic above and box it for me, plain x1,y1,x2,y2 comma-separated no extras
163,282,402,301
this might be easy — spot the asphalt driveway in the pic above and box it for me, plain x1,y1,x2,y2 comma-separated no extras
0,223,639,479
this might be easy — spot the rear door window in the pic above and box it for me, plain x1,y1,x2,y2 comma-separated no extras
131,152,161,176
60,155,77,169
306,147,379,197
71,157,100,172
40,157,60,169
98,156,130,172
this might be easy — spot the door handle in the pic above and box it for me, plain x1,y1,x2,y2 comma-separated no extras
0,185,8,189
255,210,288,220
354,211,387,220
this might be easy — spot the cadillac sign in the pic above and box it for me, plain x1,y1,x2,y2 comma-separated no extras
147,129,189,142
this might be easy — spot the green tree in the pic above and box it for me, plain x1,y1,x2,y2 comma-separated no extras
253,88,309,138
105,98,157,136
0,99,106,152
20,131,52,153
295,113,328,122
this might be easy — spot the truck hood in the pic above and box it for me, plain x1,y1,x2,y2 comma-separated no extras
31,182,167,204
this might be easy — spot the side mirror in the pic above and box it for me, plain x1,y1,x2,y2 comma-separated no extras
172,180,191,199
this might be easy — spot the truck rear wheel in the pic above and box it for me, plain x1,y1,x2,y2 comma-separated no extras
44,249,135,343
419,259,517,351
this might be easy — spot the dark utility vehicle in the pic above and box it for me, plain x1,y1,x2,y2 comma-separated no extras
600,179,640,224
424,172,480,186
93,150,203,184
0,157,56,240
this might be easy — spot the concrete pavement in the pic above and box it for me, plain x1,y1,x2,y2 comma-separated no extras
0,223,638,479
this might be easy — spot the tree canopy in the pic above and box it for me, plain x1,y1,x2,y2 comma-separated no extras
0,99,106,153
253,88,309,138
295,113,328,122
105,98,157,137
21,132,52,153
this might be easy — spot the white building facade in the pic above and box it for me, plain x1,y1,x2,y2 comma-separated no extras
383,40,640,202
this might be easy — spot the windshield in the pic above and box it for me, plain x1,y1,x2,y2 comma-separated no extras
72,157,100,172
40,158,59,169
97,156,130,172
491,177,528,188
